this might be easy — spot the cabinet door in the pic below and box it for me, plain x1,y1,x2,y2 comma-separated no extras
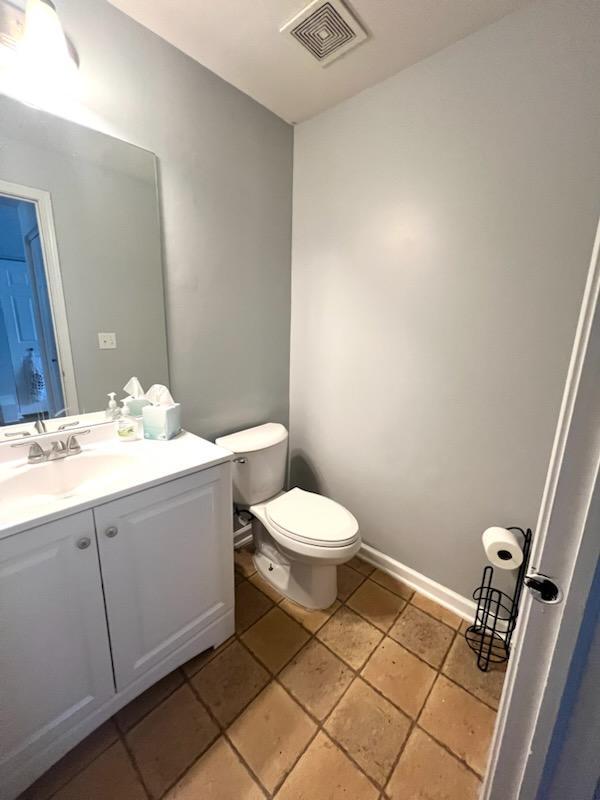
95,466,234,690
0,512,115,779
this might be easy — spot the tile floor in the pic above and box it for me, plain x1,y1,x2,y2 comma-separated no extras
19,549,506,800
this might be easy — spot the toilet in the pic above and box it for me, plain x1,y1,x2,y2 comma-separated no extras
215,423,361,609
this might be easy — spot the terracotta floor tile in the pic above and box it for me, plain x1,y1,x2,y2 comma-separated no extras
234,547,257,577
164,737,264,800
337,564,365,600
411,593,463,629
241,607,309,673
115,670,183,732
347,579,405,631
317,606,383,669
235,580,273,633
181,636,236,678
275,732,378,800
361,637,436,719
279,598,340,633
389,605,455,668
370,568,414,600
443,635,506,709
420,676,496,776
191,640,270,726
248,571,284,602
387,728,481,800
348,556,375,576
21,721,119,800
325,678,410,786
227,682,316,793
279,640,353,720
126,684,219,798
51,741,145,800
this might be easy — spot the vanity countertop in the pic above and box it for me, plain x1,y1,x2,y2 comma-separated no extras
0,429,232,539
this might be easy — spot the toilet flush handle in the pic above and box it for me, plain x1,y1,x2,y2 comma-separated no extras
233,457,247,464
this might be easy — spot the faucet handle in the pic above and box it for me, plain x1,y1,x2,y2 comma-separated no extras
11,441,47,463
66,429,91,455
57,421,79,432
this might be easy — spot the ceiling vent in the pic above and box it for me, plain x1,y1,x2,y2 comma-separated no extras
280,0,367,67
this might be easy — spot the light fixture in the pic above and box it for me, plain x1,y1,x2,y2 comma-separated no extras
18,0,79,97
0,0,80,110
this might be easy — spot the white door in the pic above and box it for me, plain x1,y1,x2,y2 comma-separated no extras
0,512,115,783
95,466,234,691
484,220,600,799
0,257,47,420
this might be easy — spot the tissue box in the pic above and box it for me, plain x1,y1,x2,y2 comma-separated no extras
142,403,182,441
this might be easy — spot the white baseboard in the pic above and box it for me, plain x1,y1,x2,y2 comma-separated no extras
359,543,477,623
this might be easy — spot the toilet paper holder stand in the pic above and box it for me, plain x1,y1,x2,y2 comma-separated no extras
465,526,533,672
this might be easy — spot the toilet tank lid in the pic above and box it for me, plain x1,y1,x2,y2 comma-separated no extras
215,422,288,453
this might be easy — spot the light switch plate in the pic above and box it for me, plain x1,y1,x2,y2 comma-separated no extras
98,332,117,349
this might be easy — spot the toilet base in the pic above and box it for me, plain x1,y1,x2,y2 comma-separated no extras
253,538,337,610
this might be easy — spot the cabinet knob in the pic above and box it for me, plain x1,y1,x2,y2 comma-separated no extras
76,536,91,550
105,526,118,538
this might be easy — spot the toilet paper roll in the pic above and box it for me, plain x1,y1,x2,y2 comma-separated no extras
482,527,523,570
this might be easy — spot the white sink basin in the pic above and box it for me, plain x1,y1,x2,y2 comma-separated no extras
1,451,139,516
0,430,232,536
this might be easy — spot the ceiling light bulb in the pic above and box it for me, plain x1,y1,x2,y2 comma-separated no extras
17,0,79,104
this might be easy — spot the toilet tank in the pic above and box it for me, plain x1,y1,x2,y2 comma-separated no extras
215,423,288,505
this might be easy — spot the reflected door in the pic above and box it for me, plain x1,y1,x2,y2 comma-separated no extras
0,195,64,424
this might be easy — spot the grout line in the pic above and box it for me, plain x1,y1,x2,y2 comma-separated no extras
182,669,270,798
114,670,186,737
115,720,152,800
410,625,490,784
39,728,125,800
237,555,499,790
228,567,393,794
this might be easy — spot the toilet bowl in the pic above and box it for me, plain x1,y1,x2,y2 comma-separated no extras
215,423,361,609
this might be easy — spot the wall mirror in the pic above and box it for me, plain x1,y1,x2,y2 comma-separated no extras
0,95,169,437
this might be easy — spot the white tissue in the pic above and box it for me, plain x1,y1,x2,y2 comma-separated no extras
123,376,145,398
145,384,175,406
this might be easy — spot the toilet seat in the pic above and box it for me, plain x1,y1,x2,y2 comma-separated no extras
265,488,359,549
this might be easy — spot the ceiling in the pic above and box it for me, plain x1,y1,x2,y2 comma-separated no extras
108,0,531,124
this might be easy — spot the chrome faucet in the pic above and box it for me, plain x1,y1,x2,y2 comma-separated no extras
11,430,91,464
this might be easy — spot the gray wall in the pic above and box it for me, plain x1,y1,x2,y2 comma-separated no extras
290,0,600,597
0,96,169,413
49,0,293,437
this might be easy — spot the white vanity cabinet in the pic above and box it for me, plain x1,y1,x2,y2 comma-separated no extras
0,460,234,800
95,468,234,690
0,512,115,785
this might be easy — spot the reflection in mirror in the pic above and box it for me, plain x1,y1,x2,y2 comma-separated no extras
0,95,169,436
0,192,65,428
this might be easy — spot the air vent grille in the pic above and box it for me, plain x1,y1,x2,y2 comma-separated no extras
281,0,367,67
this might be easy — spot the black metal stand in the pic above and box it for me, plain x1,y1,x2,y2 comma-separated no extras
465,527,533,672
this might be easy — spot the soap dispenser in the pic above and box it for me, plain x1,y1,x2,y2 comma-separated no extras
116,399,139,441
106,392,119,420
